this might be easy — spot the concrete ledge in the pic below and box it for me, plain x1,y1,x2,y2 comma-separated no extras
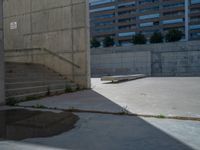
101,74,146,82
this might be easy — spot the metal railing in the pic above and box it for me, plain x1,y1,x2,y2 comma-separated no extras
5,48,80,68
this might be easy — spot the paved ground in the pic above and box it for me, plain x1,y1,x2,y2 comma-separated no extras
92,77,200,117
20,77,200,118
2,77,198,150
0,111,200,150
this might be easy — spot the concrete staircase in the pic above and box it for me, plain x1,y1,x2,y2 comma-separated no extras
5,62,77,101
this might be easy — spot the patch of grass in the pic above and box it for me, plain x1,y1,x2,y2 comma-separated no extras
119,106,129,115
65,86,74,93
32,104,47,109
157,114,166,119
76,85,81,91
25,95,39,101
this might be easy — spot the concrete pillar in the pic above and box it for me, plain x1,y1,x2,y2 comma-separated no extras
0,0,5,105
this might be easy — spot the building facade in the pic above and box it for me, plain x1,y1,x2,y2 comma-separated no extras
89,0,200,46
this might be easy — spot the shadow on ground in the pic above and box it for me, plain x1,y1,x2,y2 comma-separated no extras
1,90,197,150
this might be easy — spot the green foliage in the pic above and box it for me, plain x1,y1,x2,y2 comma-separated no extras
132,33,147,45
157,114,166,119
90,38,101,48
25,95,39,101
103,36,115,47
165,29,183,42
119,105,129,115
76,84,81,91
32,104,47,109
150,32,164,43
65,85,74,93
6,98,18,106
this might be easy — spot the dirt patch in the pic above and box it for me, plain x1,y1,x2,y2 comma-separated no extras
0,109,79,140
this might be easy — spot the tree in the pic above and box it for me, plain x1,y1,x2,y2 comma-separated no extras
103,36,114,47
90,38,101,48
132,33,147,45
150,32,164,43
165,29,183,42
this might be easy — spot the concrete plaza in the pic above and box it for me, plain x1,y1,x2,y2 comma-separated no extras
0,77,200,150
20,77,200,118
92,77,200,118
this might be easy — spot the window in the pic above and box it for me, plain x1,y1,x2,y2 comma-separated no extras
191,0,200,4
91,14,115,20
163,2,184,8
163,11,184,16
139,14,160,20
90,0,115,6
119,25,136,30
118,17,136,23
190,16,200,22
139,0,159,5
140,22,154,27
95,27,115,33
190,32,200,39
163,18,184,24
118,32,136,37
90,6,115,13
118,2,136,8
139,6,159,13
94,20,115,26
190,24,200,30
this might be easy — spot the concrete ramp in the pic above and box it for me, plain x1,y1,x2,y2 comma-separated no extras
101,74,146,82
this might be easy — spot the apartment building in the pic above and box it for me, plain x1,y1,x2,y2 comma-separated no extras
89,0,200,46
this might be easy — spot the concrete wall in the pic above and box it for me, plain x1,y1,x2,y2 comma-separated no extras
91,51,151,76
91,40,200,77
0,0,4,104
3,0,90,88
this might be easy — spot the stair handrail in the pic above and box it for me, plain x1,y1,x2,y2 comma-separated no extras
5,48,80,68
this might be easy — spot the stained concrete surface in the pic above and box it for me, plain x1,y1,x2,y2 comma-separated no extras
0,109,78,140
0,112,200,150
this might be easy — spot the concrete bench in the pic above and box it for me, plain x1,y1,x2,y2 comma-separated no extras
101,74,146,82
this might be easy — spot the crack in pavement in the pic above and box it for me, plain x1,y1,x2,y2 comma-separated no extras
16,105,200,122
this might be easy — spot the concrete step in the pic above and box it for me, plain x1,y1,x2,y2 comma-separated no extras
5,62,77,101
6,63,49,69
6,62,45,68
5,72,63,78
5,76,65,83
5,80,75,89
6,85,49,97
6,83,75,98
6,67,54,74
6,88,66,101
6,63,55,73
6,91,48,101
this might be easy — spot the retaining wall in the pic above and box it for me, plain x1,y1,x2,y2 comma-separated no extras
91,40,200,77
3,0,90,88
